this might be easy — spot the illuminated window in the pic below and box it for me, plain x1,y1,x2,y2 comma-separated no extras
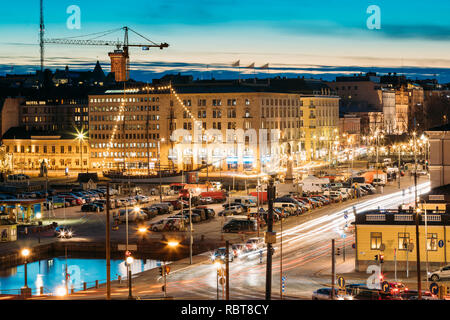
370,232,382,250
398,233,410,251
427,233,438,251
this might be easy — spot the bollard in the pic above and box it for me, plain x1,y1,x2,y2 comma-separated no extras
40,286,44,295
83,282,87,291
95,280,99,289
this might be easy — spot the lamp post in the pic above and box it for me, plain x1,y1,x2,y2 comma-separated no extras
75,130,87,173
21,248,30,288
20,248,32,298
157,138,165,203
189,191,193,265
165,240,179,298
36,212,42,243
126,255,134,299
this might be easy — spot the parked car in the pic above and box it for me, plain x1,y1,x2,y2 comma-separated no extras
222,203,244,213
428,265,450,281
222,219,257,233
141,206,159,219
218,209,240,217
81,203,104,212
178,210,202,222
149,218,185,232
113,209,148,223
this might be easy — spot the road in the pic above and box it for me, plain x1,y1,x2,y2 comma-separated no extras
40,175,430,300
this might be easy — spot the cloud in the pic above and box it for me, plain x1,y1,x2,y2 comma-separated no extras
2,60,449,83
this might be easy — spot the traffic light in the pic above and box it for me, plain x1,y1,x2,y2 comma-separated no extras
374,255,379,261
380,255,384,263
125,250,131,257
336,248,341,256
159,267,164,276
165,266,170,275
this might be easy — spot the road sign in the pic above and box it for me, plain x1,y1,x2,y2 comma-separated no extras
118,244,137,251
337,276,345,289
219,277,226,286
344,211,348,220
438,240,444,248
381,281,390,293
430,282,439,295
265,231,277,244
156,260,161,267
341,233,347,239
379,243,386,251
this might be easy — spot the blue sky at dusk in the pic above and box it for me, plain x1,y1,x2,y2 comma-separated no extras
0,0,449,82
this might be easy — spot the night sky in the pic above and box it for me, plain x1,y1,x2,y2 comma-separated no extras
1,0,449,82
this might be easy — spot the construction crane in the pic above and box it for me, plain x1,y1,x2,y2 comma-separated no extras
43,26,169,82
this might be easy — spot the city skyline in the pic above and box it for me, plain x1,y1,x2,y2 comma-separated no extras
0,0,450,82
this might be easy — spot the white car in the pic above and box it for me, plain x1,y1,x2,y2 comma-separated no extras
428,265,450,281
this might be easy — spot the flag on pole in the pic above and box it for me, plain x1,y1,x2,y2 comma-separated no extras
260,63,269,69
246,63,255,68
231,60,240,67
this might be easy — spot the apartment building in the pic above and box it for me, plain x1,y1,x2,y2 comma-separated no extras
88,82,340,173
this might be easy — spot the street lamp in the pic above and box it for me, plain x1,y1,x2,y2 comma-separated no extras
36,212,42,243
126,255,134,299
75,129,88,173
214,261,224,300
21,248,30,291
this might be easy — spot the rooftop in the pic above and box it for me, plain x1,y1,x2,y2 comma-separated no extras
1,127,76,140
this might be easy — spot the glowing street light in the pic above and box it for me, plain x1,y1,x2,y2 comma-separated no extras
74,129,88,173
126,255,134,299
21,248,30,289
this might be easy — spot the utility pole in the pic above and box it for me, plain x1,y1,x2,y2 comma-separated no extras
280,214,283,300
189,192,193,265
331,239,336,300
106,184,111,300
413,122,422,300
265,178,275,300
225,240,230,300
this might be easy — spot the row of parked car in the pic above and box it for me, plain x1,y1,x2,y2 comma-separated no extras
148,205,216,232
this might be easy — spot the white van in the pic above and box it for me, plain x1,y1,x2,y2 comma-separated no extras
230,196,257,207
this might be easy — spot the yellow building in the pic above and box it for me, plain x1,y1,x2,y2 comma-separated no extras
355,209,450,272
88,83,340,173
1,127,89,175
